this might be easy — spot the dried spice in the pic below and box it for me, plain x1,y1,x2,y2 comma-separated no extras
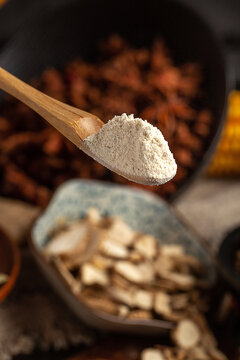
0,35,213,206
44,209,208,319
45,208,226,360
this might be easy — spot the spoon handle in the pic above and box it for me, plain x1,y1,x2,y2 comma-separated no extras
0,67,103,144
0,67,79,124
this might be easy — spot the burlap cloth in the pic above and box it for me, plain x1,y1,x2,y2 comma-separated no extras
0,249,94,360
0,177,239,359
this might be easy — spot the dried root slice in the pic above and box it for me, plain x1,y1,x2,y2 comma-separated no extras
154,278,178,292
172,318,201,349
81,295,118,315
188,310,217,348
141,348,165,360
99,238,128,259
171,294,189,310
108,287,134,307
118,305,129,317
138,262,155,282
106,217,135,246
81,263,109,286
134,234,157,259
114,261,144,284
63,227,99,269
53,257,81,294
127,310,152,320
160,245,184,257
91,254,114,270
162,272,195,290
133,289,153,310
160,311,184,322
86,207,101,225
128,251,144,263
45,221,89,257
174,253,205,273
161,347,187,360
111,273,131,289
154,256,175,277
154,291,171,316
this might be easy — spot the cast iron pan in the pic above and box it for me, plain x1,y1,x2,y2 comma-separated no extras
0,0,228,201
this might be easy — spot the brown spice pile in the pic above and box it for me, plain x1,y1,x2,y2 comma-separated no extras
0,35,213,206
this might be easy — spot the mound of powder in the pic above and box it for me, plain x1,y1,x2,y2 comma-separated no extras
83,114,177,185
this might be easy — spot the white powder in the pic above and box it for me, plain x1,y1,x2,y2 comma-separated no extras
83,113,177,185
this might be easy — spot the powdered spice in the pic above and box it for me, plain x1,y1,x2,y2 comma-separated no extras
84,114,177,185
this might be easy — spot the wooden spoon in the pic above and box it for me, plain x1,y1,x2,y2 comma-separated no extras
0,67,103,144
0,67,174,185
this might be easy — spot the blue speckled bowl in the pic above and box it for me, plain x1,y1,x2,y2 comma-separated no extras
30,179,216,335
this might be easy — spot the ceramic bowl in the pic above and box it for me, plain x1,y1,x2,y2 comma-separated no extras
0,227,20,303
30,179,216,335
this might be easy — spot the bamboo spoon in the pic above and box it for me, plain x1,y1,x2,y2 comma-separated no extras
0,67,104,145
0,67,174,186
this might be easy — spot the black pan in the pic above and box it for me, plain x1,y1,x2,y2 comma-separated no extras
0,0,229,201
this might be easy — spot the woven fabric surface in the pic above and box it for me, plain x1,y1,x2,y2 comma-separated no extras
0,250,94,360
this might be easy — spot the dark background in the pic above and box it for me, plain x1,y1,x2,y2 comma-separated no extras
0,0,240,45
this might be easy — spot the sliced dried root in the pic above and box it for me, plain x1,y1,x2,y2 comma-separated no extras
111,273,132,289
45,221,89,258
134,234,157,259
81,295,119,315
91,254,114,270
86,207,102,225
105,217,136,246
159,245,184,257
81,263,109,286
133,289,153,310
118,305,129,317
128,251,144,263
127,310,152,320
188,346,210,360
141,348,165,360
107,287,134,307
114,261,144,284
171,294,189,310
154,291,171,316
161,272,196,290
154,256,175,277
99,237,128,258
172,318,201,349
